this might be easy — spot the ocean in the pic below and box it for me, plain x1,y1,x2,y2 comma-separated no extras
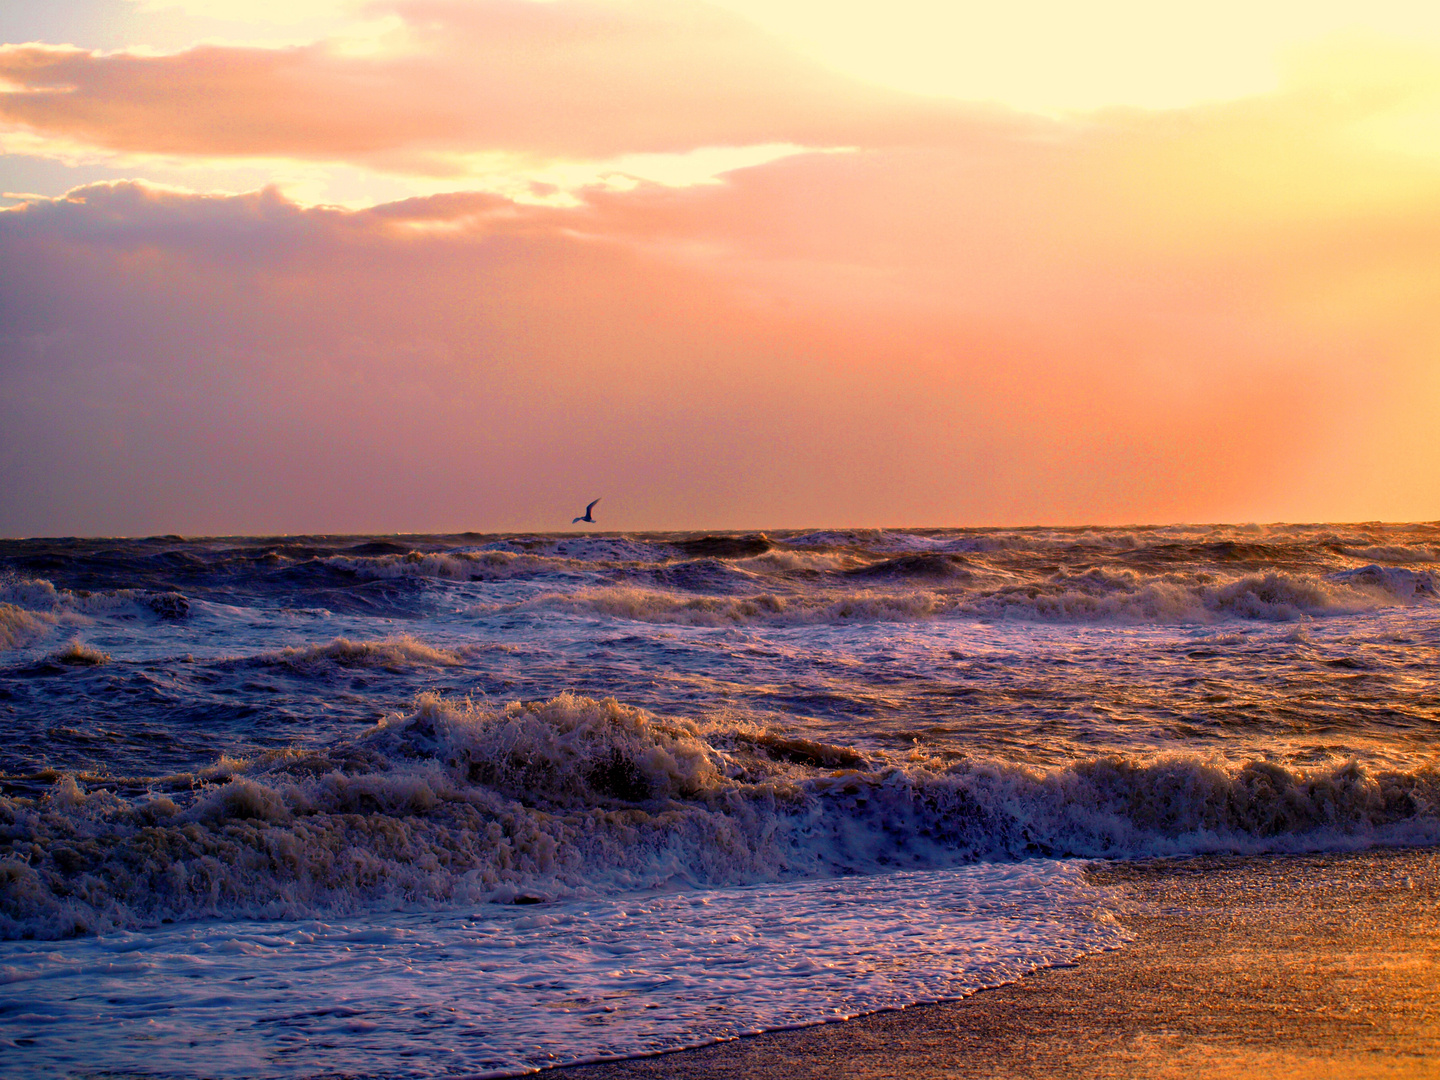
1,524,1436,1077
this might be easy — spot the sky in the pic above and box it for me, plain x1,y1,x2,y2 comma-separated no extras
2,1,1438,535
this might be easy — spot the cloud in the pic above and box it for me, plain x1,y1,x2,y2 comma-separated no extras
4,27,1439,533
5,124,1437,536
0,0,995,174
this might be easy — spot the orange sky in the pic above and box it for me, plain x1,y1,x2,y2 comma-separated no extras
1,1,1438,534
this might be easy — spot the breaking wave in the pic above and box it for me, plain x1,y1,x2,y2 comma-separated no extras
846,553,975,581
325,550,579,582
490,566,1435,627
1341,544,1440,565
502,587,953,626
48,640,110,667
254,635,468,672
0,577,188,623
968,567,1434,622
0,603,61,651
2,692,1435,939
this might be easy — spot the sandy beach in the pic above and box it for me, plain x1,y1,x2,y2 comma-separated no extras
550,847,1440,1080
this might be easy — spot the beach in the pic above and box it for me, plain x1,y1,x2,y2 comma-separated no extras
554,847,1440,1080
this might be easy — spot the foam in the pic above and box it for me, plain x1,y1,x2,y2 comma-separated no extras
0,862,1126,1079
49,639,109,666
969,570,1398,623
740,548,853,572
0,603,59,650
257,635,467,671
325,549,579,582
1327,564,1436,599
2,693,1434,940
1342,545,1440,564
486,565,1434,628
505,586,955,626
0,579,65,611
547,536,672,561
0,576,179,623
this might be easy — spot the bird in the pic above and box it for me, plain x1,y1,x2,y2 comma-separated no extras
572,498,600,524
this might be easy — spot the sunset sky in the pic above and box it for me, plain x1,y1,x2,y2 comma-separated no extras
2,1,1438,535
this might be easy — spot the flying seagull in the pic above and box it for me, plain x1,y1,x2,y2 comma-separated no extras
572,498,600,524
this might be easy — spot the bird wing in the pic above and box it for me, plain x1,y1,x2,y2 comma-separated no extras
586,498,601,514
572,516,584,523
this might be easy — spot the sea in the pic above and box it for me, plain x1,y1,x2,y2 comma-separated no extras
1,523,1436,1077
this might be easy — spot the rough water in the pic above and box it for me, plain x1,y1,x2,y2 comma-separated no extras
1,524,1436,1077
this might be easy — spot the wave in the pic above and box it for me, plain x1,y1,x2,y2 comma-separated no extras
740,548,853,573
968,568,1431,622
488,566,1434,627
7,530,1437,625
547,536,674,561
253,635,468,673
49,639,110,667
846,553,975,580
1340,545,1439,565
1327,564,1436,598
500,586,955,626
325,549,581,582
0,580,106,649
0,603,62,650
673,534,774,559
628,558,767,595
0,577,189,621
783,529,935,550
0,579,69,611
2,692,1435,939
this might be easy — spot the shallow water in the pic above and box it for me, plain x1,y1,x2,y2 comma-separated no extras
0,862,1123,1078
0,524,1436,1075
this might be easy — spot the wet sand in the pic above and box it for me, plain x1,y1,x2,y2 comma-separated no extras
549,848,1439,1079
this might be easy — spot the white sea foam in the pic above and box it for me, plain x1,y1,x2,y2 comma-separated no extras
0,576,183,622
0,861,1124,1079
482,565,1434,628
502,587,954,626
258,635,468,671
0,580,60,611
0,603,59,650
2,693,1434,940
48,639,109,666
1327,564,1436,599
326,549,580,581
740,548,855,572
1341,545,1439,564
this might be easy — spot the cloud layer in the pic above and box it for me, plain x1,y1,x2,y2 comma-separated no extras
4,138,1437,533
2,2,1438,532
0,0,993,173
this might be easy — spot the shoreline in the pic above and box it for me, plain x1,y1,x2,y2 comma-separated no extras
548,847,1439,1079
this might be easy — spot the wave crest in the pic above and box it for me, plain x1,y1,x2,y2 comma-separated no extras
0,603,60,651
326,549,577,582
258,635,467,672
484,566,1434,627
2,693,1435,939
506,587,951,626
0,577,187,623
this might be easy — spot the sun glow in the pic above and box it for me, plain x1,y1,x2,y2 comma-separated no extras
709,0,1440,112
108,2,1440,115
